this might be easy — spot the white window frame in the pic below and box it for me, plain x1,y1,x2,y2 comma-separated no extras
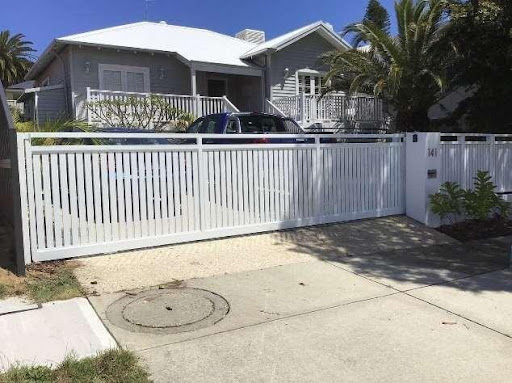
295,69,325,96
98,64,150,93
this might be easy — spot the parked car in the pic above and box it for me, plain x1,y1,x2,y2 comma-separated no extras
186,113,312,144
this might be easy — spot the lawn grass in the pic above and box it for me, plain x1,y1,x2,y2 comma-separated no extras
0,261,84,304
0,349,151,383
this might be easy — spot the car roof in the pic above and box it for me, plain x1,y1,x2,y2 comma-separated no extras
201,112,290,119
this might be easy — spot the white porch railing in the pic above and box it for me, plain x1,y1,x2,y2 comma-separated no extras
273,94,384,124
82,88,239,127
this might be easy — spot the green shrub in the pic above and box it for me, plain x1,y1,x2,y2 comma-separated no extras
429,182,465,224
430,170,510,223
463,171,510,220
87,95,195,130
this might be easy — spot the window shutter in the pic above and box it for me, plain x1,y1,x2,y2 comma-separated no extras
102,70,122,91
126,72,146,93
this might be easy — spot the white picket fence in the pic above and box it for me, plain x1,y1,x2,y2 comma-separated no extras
16,133,405,263
440,134,512,198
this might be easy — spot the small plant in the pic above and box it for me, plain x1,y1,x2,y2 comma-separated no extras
430,170,510,223
429,182,465,224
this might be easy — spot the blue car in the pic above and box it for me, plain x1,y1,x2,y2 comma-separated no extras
186,113,311,144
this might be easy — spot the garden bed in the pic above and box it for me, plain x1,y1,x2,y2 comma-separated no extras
437,219,512,242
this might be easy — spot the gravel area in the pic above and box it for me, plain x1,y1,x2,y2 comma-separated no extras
73,216,455,294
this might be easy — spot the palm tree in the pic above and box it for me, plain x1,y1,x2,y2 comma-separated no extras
324,0,451,131
0,31,35,87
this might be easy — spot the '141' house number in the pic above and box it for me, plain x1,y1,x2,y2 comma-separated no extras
428,148,438,157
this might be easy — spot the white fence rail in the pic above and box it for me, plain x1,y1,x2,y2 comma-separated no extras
84,88,239,127
440,134,512,197
16,132,405,262
273,94,384,124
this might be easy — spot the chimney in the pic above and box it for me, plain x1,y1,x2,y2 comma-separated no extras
235,29,265,44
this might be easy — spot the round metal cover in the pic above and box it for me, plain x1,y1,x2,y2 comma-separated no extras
106,288,230,334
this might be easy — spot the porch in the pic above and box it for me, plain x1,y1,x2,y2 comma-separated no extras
267,94,386,130
80,88,240,127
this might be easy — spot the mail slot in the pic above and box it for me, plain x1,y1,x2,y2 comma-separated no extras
427,169,437,179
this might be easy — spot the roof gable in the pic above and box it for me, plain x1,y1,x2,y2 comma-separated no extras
240,21,351,58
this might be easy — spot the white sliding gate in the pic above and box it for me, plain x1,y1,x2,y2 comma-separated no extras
16,133,405,263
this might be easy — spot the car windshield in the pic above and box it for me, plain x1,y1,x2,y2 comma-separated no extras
187,115,224,133
239,116,286,134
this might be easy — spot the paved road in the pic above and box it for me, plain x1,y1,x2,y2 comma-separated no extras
87,219,512,382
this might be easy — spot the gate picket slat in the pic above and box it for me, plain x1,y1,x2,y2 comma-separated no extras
76,154,88,245
50,154,62,248
83,153,96,243
100,153,111,242
130,152,140,238
67,154,79,245
123,152,134,239
159,152,169,234
192,151,200,231
41,155,54,249
145,152,155,236
152,152,161,235
108,153,119,241
92,153,103,243
184,151,194,231
165,152,175,233
115,152,126,240
32,155,45,249
172,152,181,232
138,152,148,237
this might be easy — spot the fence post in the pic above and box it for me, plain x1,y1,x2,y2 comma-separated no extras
405,132,442,227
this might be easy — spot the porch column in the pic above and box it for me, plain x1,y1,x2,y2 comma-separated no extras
191,67,197,96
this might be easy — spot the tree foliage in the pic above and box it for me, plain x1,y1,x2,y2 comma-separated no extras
364,0,391,33
0,30,34,86
324,0,451,132
441,0,512,132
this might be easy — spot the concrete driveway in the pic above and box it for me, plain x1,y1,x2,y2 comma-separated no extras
84,217,512,382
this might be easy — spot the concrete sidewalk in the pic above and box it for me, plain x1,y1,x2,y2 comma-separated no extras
88,239,511,382
0,298,117,371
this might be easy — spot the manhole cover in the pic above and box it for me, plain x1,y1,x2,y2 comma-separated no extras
106,288,230,334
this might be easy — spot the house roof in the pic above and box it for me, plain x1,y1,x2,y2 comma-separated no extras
240,21,351,58
26,21,350,80
57,22,258,67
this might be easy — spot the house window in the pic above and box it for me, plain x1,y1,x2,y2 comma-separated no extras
297,73,324,95
98,64,150,93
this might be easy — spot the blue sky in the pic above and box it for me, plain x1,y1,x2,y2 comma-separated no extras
3,0,397,56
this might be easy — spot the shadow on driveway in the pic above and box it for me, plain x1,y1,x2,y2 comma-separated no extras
273,216,511,293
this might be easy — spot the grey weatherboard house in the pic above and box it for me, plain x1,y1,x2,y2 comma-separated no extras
22,20,383,128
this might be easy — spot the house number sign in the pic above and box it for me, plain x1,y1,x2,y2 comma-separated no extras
428,148,438,157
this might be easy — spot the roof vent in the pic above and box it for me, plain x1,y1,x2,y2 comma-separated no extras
159,21,167,25
235,29,265,44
